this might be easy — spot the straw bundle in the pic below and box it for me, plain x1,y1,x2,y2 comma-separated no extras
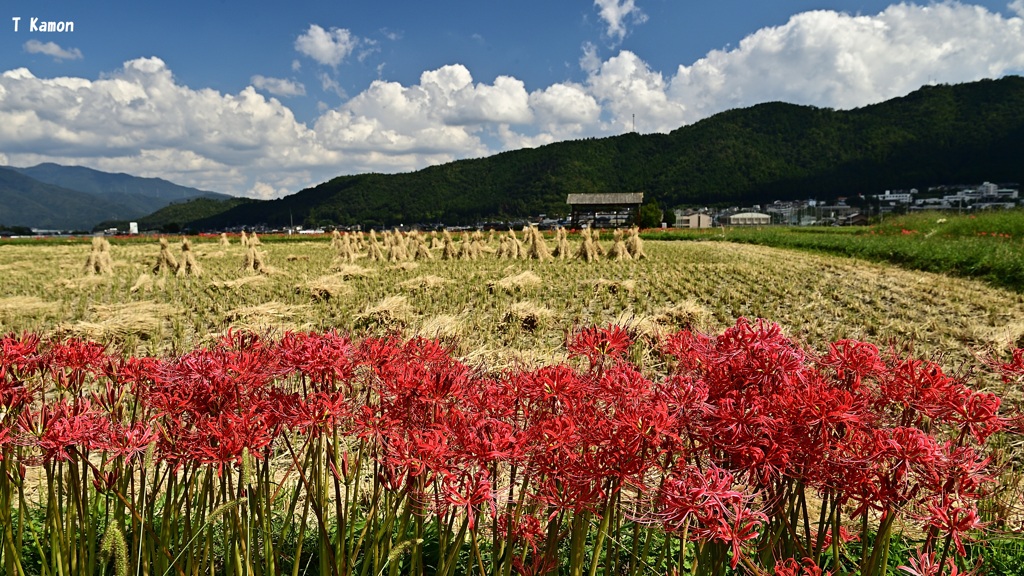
441,230,459,260
575,227,600,262
249,232,262,246
429,230,443,250
506,229,523,259
593,278,636,295
0,296,60,321
387,232,410,262
330,230,343,249
152,237,179,274
496,235,512,259
592,229,606,256
330,264,375,279
242,246,269,274
239,230,250,247
552,227,571,259
525,227,552,261
219,233,231,247
335,233,358,263
366,237,385,261
625,226,647,259
458,234,479,260
177,238,202,277
412,233,434,261
129,274,153,293
84,237,115,275
606,229,632,261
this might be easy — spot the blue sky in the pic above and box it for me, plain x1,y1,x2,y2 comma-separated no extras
2,1,1024,198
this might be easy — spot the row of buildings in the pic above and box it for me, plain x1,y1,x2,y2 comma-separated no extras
671,181,1020,228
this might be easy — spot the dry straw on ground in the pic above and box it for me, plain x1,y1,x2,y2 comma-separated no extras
0,296,61,321
501,301,555,333
296,275,352,302
55,301,180,341
354,295,416,330
489,270,542,294
592,278,636,295
416,314,465,340
330,263,375,279
400,274,450,291
210,276,268,290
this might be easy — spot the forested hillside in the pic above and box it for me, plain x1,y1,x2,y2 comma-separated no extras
191,76,1024,229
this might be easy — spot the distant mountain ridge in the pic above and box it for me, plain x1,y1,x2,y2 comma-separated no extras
190,76,1024,230
0,163,230,230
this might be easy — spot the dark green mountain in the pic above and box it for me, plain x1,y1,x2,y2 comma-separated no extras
0,167,141,230
8,163,230,220
193,76,1024,229
97,196,257,233
1,163,231,230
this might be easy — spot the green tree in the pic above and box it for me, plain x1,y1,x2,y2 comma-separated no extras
636,203,663,228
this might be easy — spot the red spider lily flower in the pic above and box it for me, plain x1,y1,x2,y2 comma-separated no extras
656,464,746,531
0,377,33,412
987,348,1024,385
44,338,109,393
1,332,42,382
102,355,159,396
820,526,860,550
20,399,112,461
277,330,356,389
660,329,714,372
568,325,632,366
899,548,980,576
496,512,545,554
441,469,495,529
925,498,986,556
511,554,559,576
774,557,833,576
948,391,1004,443
0,426,13,457
821,339,885,390
106,421,158,461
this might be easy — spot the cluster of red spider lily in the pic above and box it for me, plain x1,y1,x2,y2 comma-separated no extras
1,319,1022,576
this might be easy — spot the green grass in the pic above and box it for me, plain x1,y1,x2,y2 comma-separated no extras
645,209,1024,292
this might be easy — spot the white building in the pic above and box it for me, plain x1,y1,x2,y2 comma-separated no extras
725,212,771,226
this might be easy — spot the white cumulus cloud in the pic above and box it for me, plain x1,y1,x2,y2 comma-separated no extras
295,25,358,67
23,40,82,61
250,75,306,97
2,2,1023,200
593,0,648,42
667,3,1024,122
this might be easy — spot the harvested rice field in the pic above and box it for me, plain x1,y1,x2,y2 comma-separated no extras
1,232,1021,369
